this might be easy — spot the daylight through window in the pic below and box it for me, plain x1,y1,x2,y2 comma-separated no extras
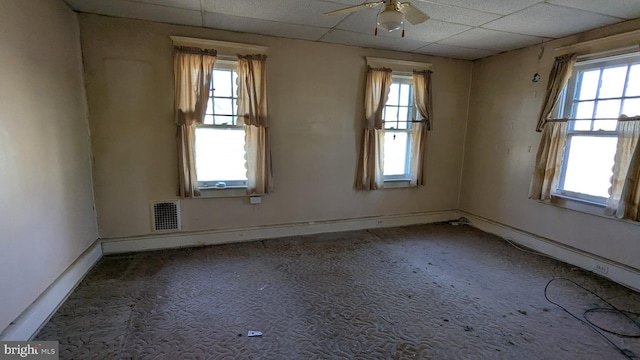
556,53,640,203
383,75,416,181
195,61,248,189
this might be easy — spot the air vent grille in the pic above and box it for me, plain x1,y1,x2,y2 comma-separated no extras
151,201,181,232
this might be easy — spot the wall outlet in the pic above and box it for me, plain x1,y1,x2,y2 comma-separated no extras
249,196,261,205
594,264,609,275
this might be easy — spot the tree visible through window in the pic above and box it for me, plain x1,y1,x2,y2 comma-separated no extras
383,75,416,181
194,62,248,188
556,54,640,203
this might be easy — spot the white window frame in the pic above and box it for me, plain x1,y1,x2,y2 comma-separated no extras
555,52,640,204
383,74,417,182
195,59,247,190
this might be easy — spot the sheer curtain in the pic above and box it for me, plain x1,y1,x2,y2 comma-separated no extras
410,70,433,186
607,118,640,220
535,54,577,132
355,67,392,190
174,47,217,198
237,55,272,195
529,121,568,201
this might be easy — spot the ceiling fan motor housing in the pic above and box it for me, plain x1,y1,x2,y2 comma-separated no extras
377,4,404,31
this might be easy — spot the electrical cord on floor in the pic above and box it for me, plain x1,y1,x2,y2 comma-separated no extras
544,277,640,359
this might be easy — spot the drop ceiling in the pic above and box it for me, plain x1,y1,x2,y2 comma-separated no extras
64,0,640,60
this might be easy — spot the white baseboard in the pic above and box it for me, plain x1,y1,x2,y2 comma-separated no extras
0,240,103,341
461,212,640,292
102,210,460,254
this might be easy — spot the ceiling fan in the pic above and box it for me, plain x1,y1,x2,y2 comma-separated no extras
324,0,430,36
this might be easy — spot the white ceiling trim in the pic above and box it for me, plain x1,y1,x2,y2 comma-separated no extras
170,36,268,56
555,29,640,56
366,57,432,72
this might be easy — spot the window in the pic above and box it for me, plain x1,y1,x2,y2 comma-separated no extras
383,75,416,181
556,53,640,203
194,61,247,189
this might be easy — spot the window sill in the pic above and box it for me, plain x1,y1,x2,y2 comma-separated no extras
535,194,640,227
198,187,248,198
552,193,606,208
383,179,415,189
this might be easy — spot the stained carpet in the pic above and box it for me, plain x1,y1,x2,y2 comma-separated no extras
36,223,640,359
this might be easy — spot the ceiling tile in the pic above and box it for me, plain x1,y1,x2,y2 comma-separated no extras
66,0,202,26
412,43,497,60
320,29,429,52
424,0,544,16
547,0,640,19
202,0,342,28
482,3,621,38
439,28,542,52
409,1,501,26
334,9,387,35
320,0,366,5
203,12,329,42
125,0,201,11
337,11,471,43
402,20,472,42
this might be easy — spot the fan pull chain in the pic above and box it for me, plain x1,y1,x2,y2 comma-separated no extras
375,27,378,36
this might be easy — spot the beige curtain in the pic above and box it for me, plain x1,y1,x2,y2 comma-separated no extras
174,47,217,198
618,140,640,221
410,70,433,186
529,121,568,201
237,55,272,195
606,119,640,215
355,67,392,190
536,54,577,132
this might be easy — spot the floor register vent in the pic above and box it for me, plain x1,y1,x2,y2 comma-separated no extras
151,200,181,232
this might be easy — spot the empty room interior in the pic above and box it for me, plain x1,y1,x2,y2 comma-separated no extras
2,0,640,358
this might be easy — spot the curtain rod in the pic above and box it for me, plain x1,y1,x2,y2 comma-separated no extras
547,117,640,122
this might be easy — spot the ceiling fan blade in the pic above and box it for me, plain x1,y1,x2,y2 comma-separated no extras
323,1,383,16
398,2,430,25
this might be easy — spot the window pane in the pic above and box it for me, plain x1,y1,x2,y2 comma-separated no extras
384,131,409,176
397,106,410,121
206,98,214,115
570,120,590,131
387,83,399,105
598,66,627,99
195,127,247,181
577,69,600,100
384,106,398,128
213,70,232,97
214,98,233,116
561,135,616,198
399,84,410,106
623,98,640,116
594,99,621,131
203,114,214,125
574,101,594,119
214,115,234,125
625,64,640,97
595,99,621,119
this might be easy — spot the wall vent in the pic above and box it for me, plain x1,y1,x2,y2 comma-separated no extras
151,201,181,232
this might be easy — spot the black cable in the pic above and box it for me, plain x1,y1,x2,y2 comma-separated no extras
584,308,640,338
544,277,640,360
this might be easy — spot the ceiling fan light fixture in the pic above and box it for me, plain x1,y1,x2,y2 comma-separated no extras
377,10,404,31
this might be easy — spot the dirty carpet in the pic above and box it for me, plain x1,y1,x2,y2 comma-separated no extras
36,223,640,359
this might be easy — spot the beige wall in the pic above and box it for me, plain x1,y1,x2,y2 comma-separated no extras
78,14,472,239
460,19,640,271
0,1,98,332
